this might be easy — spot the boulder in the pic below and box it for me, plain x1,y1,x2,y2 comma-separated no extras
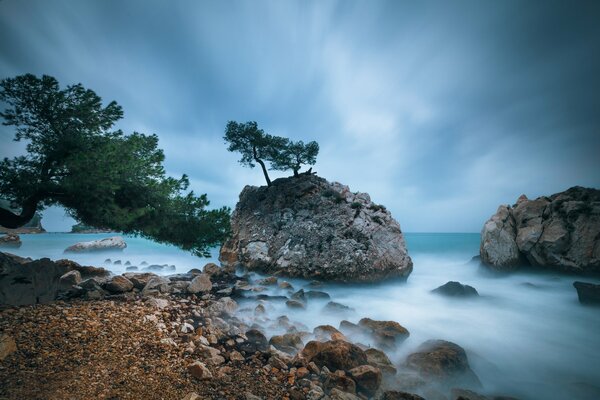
573,281,600,305
0,234,21,248
365,348,397,375
404,340,481,389
269,333,304,353
187,273,212,293
55,259,111,278
480,187,600,272
328,388,361,400
203,262,221,276
381,391,426,400
358,318,410,348
219,174,412,282
0,253,70,305
188,361,212,380
123,272,158,290
64,236,127,252
59,270,82,290
299,340,368,371
104,275,134,293
238,329,268,353
0,334,17,360
348,364,382,396
432,281,479,297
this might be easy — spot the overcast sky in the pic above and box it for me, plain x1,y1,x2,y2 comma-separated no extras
1,0,599,232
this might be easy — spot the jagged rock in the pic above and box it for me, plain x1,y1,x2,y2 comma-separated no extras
59,270,82,290
300,340,368,371
382,391,426,400
0,253,70,305
141,276,171,296
432,281,479,297
123,272,158,290
219,174,412,282
207,297,238,317
328,388,360,400
365,348,397,375
348,364,382,396
64,236,127,252
55,259,111,278
358,318,410,348
188,361,212,380
187,273,212,293
451,388,489,400
480,187,600,272
305,290,331,300
269,333,304,353
104,275,134,293
573,281,600,305
286,300,305,309
0,234,21,248
324,301,354,314
203,262,221,276
404,340,481,390
238,329,268,353
313,325,344,341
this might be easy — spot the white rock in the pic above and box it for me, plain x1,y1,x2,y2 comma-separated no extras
64,236,127,253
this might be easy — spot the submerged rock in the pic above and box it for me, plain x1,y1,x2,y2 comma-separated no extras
432,281,479,297
300,340,368,371
64,236,127,252
219,174,412,282
573,281,600,305
480,187,600,272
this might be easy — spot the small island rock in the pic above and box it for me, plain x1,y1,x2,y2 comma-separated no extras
64,236,127,253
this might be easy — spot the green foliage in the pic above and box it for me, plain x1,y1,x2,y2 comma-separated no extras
350,202,362,209
224,120,319,184
0,74,230,257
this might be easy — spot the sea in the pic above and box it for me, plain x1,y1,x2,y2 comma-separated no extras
7,232,600,400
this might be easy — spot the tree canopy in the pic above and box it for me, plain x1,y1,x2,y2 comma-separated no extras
0,74,230,257
224,120,319,185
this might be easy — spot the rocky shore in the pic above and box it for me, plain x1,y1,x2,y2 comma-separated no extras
0,253,518,400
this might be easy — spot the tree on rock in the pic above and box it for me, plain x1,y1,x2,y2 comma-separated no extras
270,139,319,177
224,120,319,184
0,74,230,257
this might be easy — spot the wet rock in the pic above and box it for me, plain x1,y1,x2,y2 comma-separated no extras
286,300,306,309
365,348,397,375
432,281,479,297
324,301,354,314
125,266,138,271
328,387,360,400
573,281,600,305
313,325,344,341
114,260,122,265
300,340,368,371
141,276,171,296
0,334,17,360
79,278,107,300
279,281,293,289
348,364,382,396
55,260,111,278
104,275,134,293
480,187,600,272
188,361,212,380
358,318,410,348
219,174,412,282
305,290,331,300
123,272,158,290
239,329,269,353
64,236,127,252
382,391,426,400
0,234,21,248
405,340,481,389
269,333,304,353
144,264,167,271
257,276,278,285
188,273,212,294
451,388,489,400
208,297,238,317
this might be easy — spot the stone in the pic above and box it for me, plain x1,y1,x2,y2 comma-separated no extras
64,236,127,252
348,364,382,396
219,174,412,282
404,340,481,389
207,297,238,317
286,300,305,309
123,272,158,290
573,281,600,305
300,340,368,371
270,333,305,353
59,270,82,289
188,361,212,380
55,260,111,278
0,253,70,305
182,393,202,400
305,290,331,300
0,334,17,360
432,281,479,297
104,275,134,293
382,391,426,400
451,388,489,400
324,373,357,395
0,234,21,248
203,262,221,276
480,187,600,272
313,325,343,341
358,318,410,348
324,301,354,314
147,297,170,309
141,276,171,296
257,276,278,285
230,350,245,362
365,348,397,375
239,329,269,353
188,273,212,293
328,388,361,400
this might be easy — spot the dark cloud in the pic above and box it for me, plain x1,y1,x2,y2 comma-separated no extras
1,0,599,232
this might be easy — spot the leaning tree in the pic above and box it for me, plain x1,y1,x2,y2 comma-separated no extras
0,74,230,257
223,120,319,185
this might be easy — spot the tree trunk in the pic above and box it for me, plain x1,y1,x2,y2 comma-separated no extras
293,168,299,177
0,195,40,229
253,146,271,186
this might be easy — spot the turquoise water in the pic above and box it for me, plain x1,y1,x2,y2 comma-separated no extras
4,232,600,400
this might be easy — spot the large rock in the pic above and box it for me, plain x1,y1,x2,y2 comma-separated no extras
480,187,600,272
432,281,478,297
104,275,134,293
348,364,382,396
404,340,481,389
219,174,412,282
299,340,368,371
573,281,600,305
64,236,127,253
0,234,22,248
0,252,70,305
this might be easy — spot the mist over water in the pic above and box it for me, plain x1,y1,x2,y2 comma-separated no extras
9,232,600,399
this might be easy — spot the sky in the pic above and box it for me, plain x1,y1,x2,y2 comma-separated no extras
1,0,599,232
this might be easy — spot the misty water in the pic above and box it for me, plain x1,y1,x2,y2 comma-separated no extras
10,232,600,400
